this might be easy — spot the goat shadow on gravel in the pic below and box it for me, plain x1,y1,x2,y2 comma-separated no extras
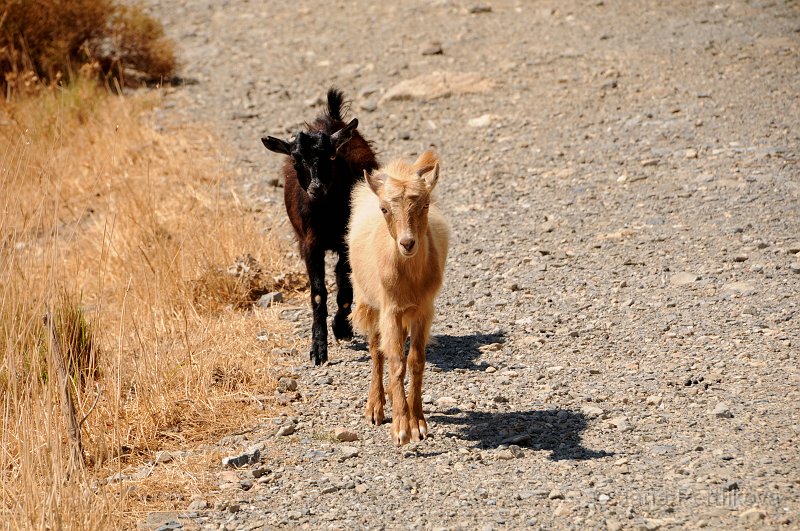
430,409,612,461
426,332,506,371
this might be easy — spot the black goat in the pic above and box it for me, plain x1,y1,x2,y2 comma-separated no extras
261,88,379,365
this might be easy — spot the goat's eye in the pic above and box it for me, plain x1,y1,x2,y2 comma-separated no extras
330,154,336,161
380,207,388,215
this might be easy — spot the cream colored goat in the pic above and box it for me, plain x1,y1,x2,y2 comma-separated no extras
347,151,450,445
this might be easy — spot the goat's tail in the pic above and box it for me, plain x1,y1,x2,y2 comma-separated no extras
326,88,347,122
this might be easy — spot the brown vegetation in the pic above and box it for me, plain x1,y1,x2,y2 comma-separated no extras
0,78,291,528
0,0,177,96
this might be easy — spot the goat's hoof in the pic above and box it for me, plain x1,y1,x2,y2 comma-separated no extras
409,415,428,442
309,343,328,366
332,316,354,341
390,415,411,446
364,400,385,426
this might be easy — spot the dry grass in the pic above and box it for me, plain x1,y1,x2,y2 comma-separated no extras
0,79,295,529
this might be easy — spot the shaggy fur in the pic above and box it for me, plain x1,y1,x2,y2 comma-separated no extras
347,151,450,445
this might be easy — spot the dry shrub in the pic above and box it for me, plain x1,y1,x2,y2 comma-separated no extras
0,0,177,95
0,79,293,528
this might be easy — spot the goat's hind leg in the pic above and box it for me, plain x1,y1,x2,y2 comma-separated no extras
332,253,354,341
354,303,385,425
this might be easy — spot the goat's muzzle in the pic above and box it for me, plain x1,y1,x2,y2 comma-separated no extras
398,237,417,257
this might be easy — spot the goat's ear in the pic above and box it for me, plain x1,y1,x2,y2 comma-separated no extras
419,162,439,191
331,119,358,151
365,170,386,196
261,136,292,155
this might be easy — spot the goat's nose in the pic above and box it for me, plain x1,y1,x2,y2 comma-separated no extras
399,238,416,253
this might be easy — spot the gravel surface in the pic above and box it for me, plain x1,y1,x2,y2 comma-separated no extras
141,1,798,529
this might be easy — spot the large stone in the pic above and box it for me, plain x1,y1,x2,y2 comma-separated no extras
333,427,359,442
711,402,733,418
380,71,495,103
720,281,756,295
338,446,359,461
222,446,260,468
670,272,699,286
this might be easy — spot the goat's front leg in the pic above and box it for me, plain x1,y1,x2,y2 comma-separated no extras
332,253,354,341
408,306,433,442
302,245,328,365
381,311,410,445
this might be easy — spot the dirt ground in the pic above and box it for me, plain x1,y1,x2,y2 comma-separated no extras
140,0,799,529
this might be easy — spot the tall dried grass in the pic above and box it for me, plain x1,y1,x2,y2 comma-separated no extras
0,79,293,528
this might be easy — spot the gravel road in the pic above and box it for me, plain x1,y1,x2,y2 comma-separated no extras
141,1,799,529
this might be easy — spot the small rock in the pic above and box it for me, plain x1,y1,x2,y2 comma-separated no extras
222,446,260,468
546,365,564,375
468,114,492,128
359,86,379,98
320,485,338,494
646,395,662,406
725,481,739,491
436,396,458,408
359,99,378,112
252,466,270,478
738,508,766,524
155,451,174,464
607,416,632,432
485,366,497,373
278,377,298,392
641,158,660,167
496,448,516,460
790,263,800,273
421,42,444,56
733,254,749,262
277,424,296,436
304,95,323,107
712,402,733,419
606,519,623,531
582,405,604,419
187,498,207,511
548,489,565,500
333,427,359,442
685,148,698,159
399,131,412,140
256,291,283,308
470,4,492,13
552,502,572,517
671,272,699,286
355,483,368,494
339,446,359,461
